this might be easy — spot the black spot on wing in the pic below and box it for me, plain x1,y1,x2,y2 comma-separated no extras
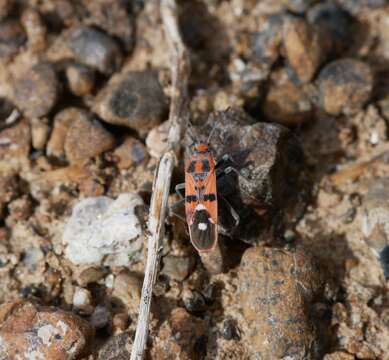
202,159,210,172
203,193,216,201
186,195,198,203
189,209,217,251
187,161,196,173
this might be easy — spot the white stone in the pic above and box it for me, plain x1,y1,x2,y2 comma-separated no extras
63,193,144,266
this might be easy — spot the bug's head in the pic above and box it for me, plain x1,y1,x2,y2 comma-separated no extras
193,142,210,154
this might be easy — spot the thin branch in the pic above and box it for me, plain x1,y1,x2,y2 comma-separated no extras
130,0,190,359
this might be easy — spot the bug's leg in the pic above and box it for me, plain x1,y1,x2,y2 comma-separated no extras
220,166,251,182
175,183,185,198
219,194,240,228
170,198,186,222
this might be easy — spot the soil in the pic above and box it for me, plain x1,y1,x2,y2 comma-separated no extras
0,1,388,359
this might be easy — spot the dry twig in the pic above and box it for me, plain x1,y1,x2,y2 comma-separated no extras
130,0,190,359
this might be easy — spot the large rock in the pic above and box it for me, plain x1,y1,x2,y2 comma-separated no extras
202,109,306,244
63,193,145,267
238,246,324,359
0,300,94,359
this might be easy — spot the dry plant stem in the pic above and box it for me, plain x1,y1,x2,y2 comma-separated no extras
131,0,190,359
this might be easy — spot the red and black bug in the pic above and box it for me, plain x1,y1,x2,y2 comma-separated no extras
184,140,218,252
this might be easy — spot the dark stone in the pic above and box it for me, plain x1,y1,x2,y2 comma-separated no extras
0,18,26,57
13,62,58,117
308,2,355,56
221,318,240,340
68,26,122,74
317,58,373,116
97,331,132,360
199,109,306,245
93,71,168,134
182,289,206,314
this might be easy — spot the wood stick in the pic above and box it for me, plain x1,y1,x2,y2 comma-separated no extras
130,0,189,358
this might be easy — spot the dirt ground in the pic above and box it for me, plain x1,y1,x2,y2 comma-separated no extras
0,0,388,359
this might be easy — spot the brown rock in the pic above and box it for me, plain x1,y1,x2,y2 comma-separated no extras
93,71,168,134
114,136,148,169
317,58,373,116
283,17,326,84
0,18,26,57
68,26,122,75
13,63,58,118
0,0,13,19
323,352,355,360
97,331,132,360
263,79,313,125
47,107,84,158
21,7,47,52
161,255,196,282
238,246,323,359
65,112,115,163
31,117,50,150
65,112,115,164
0,174,21,220
84,0,134,51
112,270,142,313
150,308,206,360
0,300,94,360
66,64,95,96
0,119,30,159
7,195,33,223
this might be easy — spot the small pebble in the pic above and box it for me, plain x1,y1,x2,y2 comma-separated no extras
112,270,142,313
307,2,354,56
283,17,325,83
0,18,26,57
0,300,94,359
68,26,122,74
66,64,95,96
0,119,31,159
93,71,168,134
263,78,313,125
0,174,21,219
221,318,240,340
13,62,58,118
317,58,373,116
150,308,206,360
73,287,94,314
84,0,134,51
284,0,317,13
21,7,47,52
79,178,105,197
47,107,86,159
0,0,13,19
22,246,44,271
64,112,115,164
112,312,129,333
250,14,285,67
361,178,389,278
97,331,132,360
182,288,206,314
7,195,33,223
31,117,50,150
145,120,169,158
77,266,107,286
114,136,148,169
90,305,111,330
161,255,196,282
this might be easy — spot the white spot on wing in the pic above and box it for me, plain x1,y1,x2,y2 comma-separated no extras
195,204,206,211
198,223,207,231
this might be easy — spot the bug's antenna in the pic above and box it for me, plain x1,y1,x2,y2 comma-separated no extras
207,111,223,144
186,119,197,144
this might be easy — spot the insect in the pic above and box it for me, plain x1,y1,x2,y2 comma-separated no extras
172,121,240,253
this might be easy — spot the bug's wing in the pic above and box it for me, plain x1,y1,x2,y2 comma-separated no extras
189,207,217,252
203,168,218,225
184,171,197,221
